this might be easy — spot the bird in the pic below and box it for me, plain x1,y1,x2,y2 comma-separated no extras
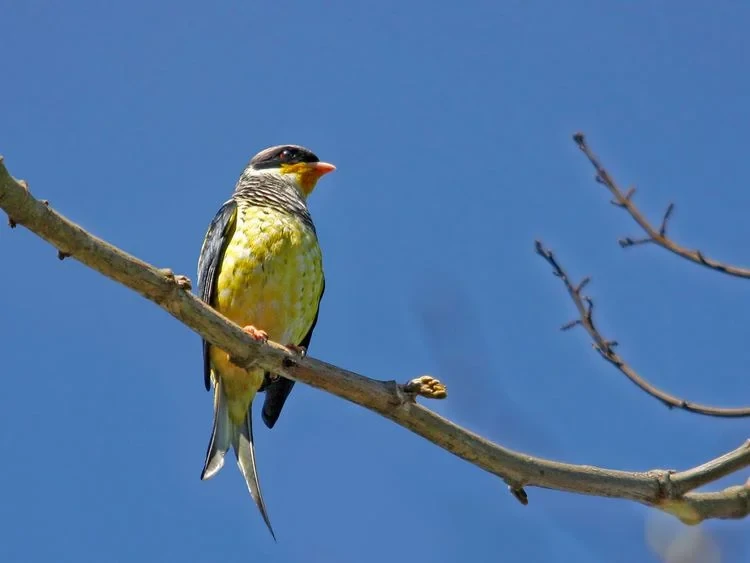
196,144,334,538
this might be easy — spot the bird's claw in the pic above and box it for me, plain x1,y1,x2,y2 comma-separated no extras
159,268,192,290
280,344,307,369
402,375,448,400
285,344,307,358
242,325,268,342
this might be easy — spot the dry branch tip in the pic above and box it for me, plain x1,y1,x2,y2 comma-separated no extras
618,236,653,248
509,486,529,506
659,203,675,237
560,319,581,331
575,276,591,294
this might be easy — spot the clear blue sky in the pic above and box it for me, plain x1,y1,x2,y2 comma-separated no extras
2,2,748,562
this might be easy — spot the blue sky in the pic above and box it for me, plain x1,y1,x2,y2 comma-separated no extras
2,1,749,561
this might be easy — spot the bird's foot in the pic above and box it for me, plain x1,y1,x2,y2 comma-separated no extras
402,375,448,400
280,344,307,369
285,344,307,358
242,325,268,342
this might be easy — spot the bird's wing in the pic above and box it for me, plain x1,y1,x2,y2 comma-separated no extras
261,277,325,429
197,199,238,391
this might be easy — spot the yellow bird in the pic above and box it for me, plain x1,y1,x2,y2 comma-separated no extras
196,145,334,538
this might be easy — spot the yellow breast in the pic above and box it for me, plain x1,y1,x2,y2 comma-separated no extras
216,204,323,343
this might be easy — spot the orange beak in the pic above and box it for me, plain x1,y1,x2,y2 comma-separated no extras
308,162,336,177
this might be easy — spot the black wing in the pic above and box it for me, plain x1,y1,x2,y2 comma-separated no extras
196,199,238,391
261,278,325,428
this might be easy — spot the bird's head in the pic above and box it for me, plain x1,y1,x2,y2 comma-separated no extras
249,145,335,197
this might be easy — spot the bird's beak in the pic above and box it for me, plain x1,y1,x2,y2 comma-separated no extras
306,162,336,178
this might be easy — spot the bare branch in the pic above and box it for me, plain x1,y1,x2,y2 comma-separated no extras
572,132,750,279
1,156,748,525
535,240,750,418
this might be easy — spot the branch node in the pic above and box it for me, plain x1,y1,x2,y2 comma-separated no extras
401,375,447,401
611,187,637,208
174,275,192,290
57,250,71,260
159,268,192,290
653,469,678,501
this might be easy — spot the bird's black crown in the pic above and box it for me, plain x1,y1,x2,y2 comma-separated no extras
250,145,320,170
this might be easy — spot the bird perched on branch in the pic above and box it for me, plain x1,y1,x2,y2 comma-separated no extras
196,145,334,538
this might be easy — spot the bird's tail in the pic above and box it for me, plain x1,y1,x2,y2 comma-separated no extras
201,381,276,540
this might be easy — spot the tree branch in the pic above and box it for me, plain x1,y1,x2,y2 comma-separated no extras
535,240,750,418
1,155,748,525
573,132,750,279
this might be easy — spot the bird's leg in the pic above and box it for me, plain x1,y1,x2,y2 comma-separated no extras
241,325,268,342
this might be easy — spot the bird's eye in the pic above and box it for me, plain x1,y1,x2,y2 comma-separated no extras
279,149,292,162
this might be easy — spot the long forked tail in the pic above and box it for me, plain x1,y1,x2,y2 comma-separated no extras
201,382,276,540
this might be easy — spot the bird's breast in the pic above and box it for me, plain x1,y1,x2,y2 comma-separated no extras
215,205,323,345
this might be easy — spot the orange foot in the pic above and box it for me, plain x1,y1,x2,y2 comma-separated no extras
285,344,307,358
242,325,268,342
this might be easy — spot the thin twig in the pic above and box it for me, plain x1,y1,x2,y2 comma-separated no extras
670,440,750,496
1,155,749,525
535,240,750,418
573,132,750,279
